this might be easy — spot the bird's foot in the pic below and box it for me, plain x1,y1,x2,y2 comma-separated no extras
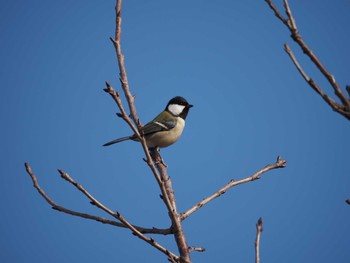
149,147,167,167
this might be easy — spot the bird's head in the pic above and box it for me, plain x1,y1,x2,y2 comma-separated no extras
166,96,193,120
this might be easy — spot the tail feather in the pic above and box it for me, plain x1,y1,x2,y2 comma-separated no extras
103,136,132,146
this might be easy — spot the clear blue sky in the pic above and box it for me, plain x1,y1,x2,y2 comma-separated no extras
1,0,349,262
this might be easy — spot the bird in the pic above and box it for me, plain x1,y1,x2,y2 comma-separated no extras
103,96,193,149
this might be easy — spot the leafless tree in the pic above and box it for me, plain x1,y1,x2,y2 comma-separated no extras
24,1,287,262
264,0,350,121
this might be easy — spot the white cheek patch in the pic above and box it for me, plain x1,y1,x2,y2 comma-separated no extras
168,104,185,115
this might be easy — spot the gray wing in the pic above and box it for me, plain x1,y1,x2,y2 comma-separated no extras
141,119,177,136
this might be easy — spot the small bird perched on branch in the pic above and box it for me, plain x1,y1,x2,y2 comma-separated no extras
103,96,193,148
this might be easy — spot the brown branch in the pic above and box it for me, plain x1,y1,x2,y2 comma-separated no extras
255,217,263,263
265,0,288,25
103,82,141,140
150,150,191,263
180,156,287,221
104,73,176,222
107,1,191,262
105,1,176,220
265,0,350,120
24,162,178,260
56,168,179,261
346,86,350,98
110,0,139,127
24,163,171,235
283,44,346,114
188,246,206,253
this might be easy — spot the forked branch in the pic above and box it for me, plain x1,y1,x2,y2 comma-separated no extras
181,156,287,220
106,1,191,261
265,0,350,120
109,0,139,127
24,163,178,261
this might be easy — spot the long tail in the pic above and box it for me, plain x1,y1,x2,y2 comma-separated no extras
103,136,133,146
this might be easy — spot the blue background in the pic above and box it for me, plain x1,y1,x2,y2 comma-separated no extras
1,0,349,262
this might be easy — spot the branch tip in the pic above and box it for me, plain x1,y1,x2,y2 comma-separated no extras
57,169,66,178
283,43,290,52
188,246,206,253
346,85,350,97
346,199,350,205
109,36,117,44
256,217,263,232
104,82,114,93
24,162,32,173
255,217,263,263
276,155,287,167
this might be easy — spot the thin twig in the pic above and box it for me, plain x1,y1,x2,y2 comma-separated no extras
188,246,206,253
255,217,263,263
110,0,139,127
283,0,297,30
103,82,141,140
283,44,345,114
265,0,350,120
24,163,178,260
24,163,171,234
58,167,179,261
265,0,288,25
180,156,287,221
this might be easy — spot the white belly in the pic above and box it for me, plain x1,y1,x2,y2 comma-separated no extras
145,118,185,148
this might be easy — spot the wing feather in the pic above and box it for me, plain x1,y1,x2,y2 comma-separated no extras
141,119,177,136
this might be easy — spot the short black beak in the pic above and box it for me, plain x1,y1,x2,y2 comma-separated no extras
188,104,193,108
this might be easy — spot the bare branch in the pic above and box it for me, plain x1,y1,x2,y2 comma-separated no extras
346,199,350,205
283,44,345,114
188,246,206,253
103,82,141,140
110,0,139,127
180,156,287,221
105,0,176,219
346,86,350,98
150,149,191,262
265,0,288,25
265,0,350,120
255,217,263,263
56,168,179,260
283,0,297,30
25,163,178,260
107,1,191,261
24,163,172,234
